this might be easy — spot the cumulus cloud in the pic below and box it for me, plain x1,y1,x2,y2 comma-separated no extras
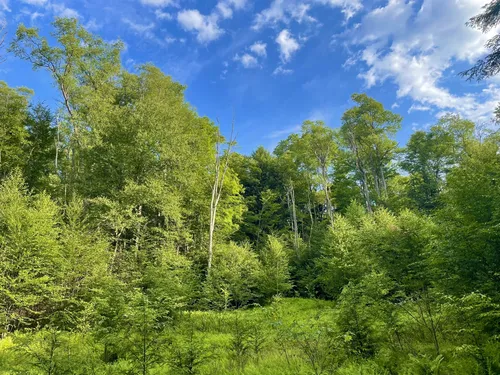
250,41,267,57
349,0,500,122
177,1,246,43
177,9,223,43
234,53,259,68
276,29,300,63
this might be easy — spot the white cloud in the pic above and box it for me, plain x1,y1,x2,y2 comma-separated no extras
234,53,259,68
290,3,316,23
216,2,233,19
177,9,223,43
267,125,301,138
273,66,294,75
140,0,177,7
123,18,155,34
253,0,360,30
84,19,101,32
408,104,431,113
349,0,500,122
155,9,173,20
20,0,47,6
392,102,400,109
342,55,358,69
215,0,248,19
313,0,362,21
276,29,300,63
175,0,247,43
250,41,267,57
50,3,80,18
19,9,44,22
0,0,9,12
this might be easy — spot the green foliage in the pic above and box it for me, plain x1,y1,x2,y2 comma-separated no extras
0,16,499,375
204,242,262,309
0,173,62,332
259,235,292,299
0,82,31,178
23,104,57,192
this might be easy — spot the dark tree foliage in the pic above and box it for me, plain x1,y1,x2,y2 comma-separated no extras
461,1,500,81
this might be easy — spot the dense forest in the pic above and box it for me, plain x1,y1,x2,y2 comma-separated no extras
0,3,500,375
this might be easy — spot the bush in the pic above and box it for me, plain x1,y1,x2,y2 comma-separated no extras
204,242,262,309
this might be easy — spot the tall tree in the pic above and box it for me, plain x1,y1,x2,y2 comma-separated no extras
0,82,31,178
301,121,338,229
208,124,235,272
10,18,123,193
341,93,401,212
401,114,474,211
461,0,500,81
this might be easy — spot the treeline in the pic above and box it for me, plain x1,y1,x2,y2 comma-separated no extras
0,17,499,374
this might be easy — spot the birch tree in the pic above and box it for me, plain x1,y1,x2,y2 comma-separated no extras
208,122,235,272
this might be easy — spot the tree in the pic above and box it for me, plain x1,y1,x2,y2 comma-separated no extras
208,123,235,272
0,173,62,332
301,121,338,229
401,114,474,211
434,139,500,296
461,0,500,81
259,235,292,299
232,147,288,247
204,242,262,309
10,18,123,193
274,122,338,231
23,104,57,192
341,94,401,212
461,0,500,123
0,82,31,178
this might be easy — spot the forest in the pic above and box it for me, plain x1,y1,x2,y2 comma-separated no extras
0,3,500,375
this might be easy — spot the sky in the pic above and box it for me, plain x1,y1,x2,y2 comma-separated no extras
0,0,499,154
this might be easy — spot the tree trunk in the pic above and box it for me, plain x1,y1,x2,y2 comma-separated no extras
321,166,335,229
287,181,299,252
208,123,235,274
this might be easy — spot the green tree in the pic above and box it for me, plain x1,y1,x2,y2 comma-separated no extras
24,104,57,192
341,93,402,212
10,18,123,194
0,173,61,332
461,0,500,81
204,242,262,309
259,235,292,299
0,82,31,178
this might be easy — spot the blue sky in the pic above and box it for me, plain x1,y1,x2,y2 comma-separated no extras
0,0,498,154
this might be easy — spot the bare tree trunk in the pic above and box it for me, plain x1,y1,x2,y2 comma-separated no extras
320,166,335,229
287,181,299,251
350,136,372,213
307,186,314,247
208,121,235,273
